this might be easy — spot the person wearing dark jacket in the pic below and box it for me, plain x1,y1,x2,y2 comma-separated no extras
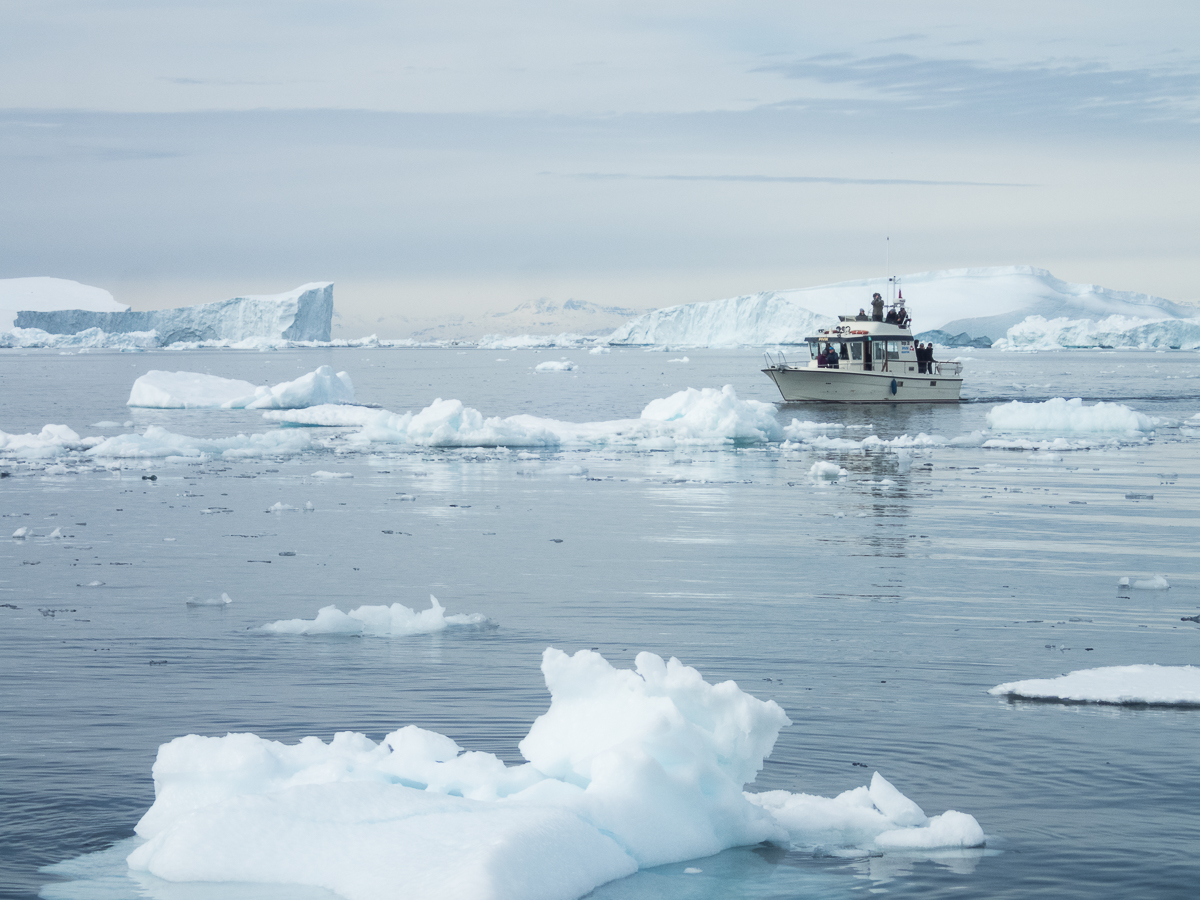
871,293,884,321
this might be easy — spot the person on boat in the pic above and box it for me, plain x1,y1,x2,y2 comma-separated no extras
863,341,872,371
826,344,839,368
856,308,868,321
897,305,909,327
816,346,828,368
871,293,884,321
916,342,927,373
885,306,898,325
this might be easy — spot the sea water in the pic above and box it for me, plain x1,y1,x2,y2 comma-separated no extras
1,347,1198,899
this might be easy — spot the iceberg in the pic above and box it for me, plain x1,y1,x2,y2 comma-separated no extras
996,314,1200,350
0,276,127,330
122,649,982,900
11,282,333,346
128,366,355,409
990,665,1200,706
604,267,1199,348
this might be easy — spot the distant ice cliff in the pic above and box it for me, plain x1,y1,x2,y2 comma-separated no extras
10,282,333,346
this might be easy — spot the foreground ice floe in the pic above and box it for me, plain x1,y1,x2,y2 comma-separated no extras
986,398,1158,433
990,665,1200,705
121,650,983,900
339,384,783,449
128,366,355,409
86,426,312,459
261,596,492,636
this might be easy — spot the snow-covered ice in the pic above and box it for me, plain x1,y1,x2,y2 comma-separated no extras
10,282,333,345
998,314,1200,351
263,404,380,427
86,426,312,459
809,461,847,483
990,665,1200,705
186,593,233,608
124,649,982,900
128,366,355,409
986,398,1158,434
0,276,127,330
262,596,490,636
349,385,782,449
1118,575,1170,590
534,360,578,372
0,424,100,458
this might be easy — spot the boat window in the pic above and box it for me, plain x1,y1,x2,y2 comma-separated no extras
809,343,818,359
886,341,901,361
850,342,862,361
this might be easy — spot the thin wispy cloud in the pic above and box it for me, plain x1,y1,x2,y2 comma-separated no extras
554,172,1032,188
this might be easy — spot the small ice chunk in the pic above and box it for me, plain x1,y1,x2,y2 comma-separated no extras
49,527,63,538
12,526,29,538
187,593,233,607
1131,574,1170,590
261,595,491,637
311,470,352,479
267,502,298,513
589,346,611,355
535,360,578,372
809,461,846,483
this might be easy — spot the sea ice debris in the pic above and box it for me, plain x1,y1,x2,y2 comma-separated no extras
990,665,1200,705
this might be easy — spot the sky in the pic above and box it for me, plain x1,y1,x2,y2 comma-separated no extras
1,0,1198,335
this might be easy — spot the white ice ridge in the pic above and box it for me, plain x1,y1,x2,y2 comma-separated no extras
998,314,1200,351
0,276,126,330
128,365,355,409
261,595,492,636
989,665,1200,706
986,398,1159,433
8,282,333,345
125,649,983,900
606,266,1198,347
85,425,312,459
336,384,783,448
0,424,101,458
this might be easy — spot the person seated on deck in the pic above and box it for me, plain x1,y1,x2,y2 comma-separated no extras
897,305,909,327
871,293,884,321
856,308,868,321
885,307,898,324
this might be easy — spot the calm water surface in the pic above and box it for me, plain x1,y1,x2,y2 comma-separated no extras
1,348,1198,899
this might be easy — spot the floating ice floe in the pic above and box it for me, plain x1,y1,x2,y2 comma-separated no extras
534,360,578,372
310,470,352,479
1118,575,1170,590
990,665,1200,705
122,649,982,900
186,593,233,608
86,426,312,459
263,403,380,426
347,385,782,449
261,595,491,636
809,461,846,483
128,365,355,409
986,398,1158,433
0,424,101,458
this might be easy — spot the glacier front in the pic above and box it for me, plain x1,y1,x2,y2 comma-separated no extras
605,267,1199,348
12,282,333,346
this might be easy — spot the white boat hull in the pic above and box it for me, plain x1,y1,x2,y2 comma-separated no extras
763,366,963,403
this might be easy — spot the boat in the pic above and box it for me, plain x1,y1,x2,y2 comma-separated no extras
761,292,963,403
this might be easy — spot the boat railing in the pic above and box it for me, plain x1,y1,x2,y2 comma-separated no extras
763,350,790,369
933,360,963,376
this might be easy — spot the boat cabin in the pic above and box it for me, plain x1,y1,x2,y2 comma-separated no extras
806,317,919,375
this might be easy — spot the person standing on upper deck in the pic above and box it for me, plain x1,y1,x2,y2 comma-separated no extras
871,293,884,321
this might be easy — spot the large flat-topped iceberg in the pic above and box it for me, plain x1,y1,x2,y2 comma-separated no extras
607,267,1197,347
0,277,128,330
12,282,333,345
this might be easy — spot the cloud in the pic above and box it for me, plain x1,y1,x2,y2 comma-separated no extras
556,172,1031,188
763,53,1200,134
